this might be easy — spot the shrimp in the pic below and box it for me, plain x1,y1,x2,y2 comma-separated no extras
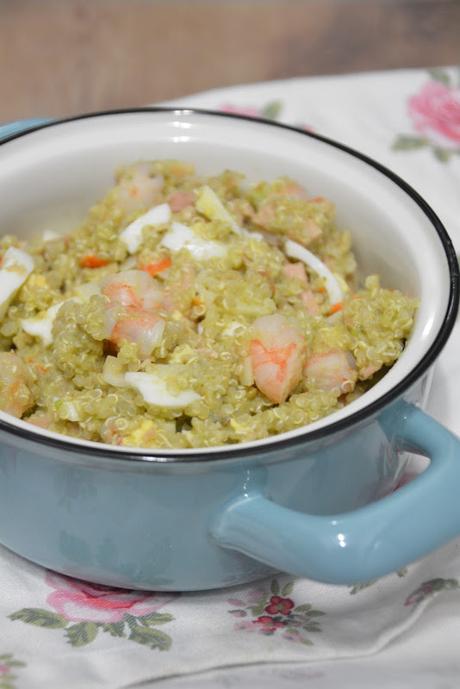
274,179,309,200
114,162,164,215
282,262,321,315
101,270,163,312
0,352,35,418
282,261,308,283
167,190,195,212
111,311,165,359
249,313,306,404
359,363,380,380
304,349,357,394
101,270,165,358
250,179,321,246
301,289,320,316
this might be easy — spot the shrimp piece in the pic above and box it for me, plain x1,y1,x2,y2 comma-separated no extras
275,179,309,200
101,270,163,311
0,352,35,418
101,270,165,358
168,190,195,212
283,262,308,283
359,362,380,380
301,290,320,316
249,313,306,404
304,349,357,394
252,202,321,246
111,311,165,359
114,163,164,215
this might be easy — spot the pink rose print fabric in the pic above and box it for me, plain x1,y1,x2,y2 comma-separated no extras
9,572,177,650
219,99,313,132
393,68,460,162
45,572,172,624
227,578,324,646
220,100,283,121
0,654,25,689
404,577,459,607
409,81,460,146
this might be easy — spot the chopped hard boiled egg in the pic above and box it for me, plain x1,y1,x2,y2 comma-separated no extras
0,247,34,319
284,238,343,307
160,222,227,260
124,370,201,408
195,185,242,235
21,282,101,346
21,301,65,346
120,203,171,254
102,356,128,388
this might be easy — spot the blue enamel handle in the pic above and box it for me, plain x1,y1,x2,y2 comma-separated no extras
0,118,50,140
213,403,460,584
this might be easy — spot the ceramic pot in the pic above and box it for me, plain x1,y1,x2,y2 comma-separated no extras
0,110,458,591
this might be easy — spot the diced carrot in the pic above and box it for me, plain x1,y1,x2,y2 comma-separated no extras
328,302,343,315
139,257,172,277
79,255,109,269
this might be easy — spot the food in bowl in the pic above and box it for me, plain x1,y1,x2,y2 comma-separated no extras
0,160,417,448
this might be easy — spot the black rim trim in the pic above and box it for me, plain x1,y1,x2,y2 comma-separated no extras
0,107,458,463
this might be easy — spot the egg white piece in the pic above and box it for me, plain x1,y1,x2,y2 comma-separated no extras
161,222,227,260
120,203,171,254
284,238,343,306
0,247,34,319
21,301,65,346
125,371,200,408
195,185,243,235
21,282,100,346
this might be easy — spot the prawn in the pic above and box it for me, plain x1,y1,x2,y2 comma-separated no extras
101,270,165,358
282,261,308,283
249,313,306,404
167,190,195,212
300,290,320,316
101,270,163,312
304,349,357,394
110,311,165,359
114,162,164,215
0,352,35,418
283,262,321,315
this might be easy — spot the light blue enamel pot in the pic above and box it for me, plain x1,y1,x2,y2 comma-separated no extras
0,111,459,591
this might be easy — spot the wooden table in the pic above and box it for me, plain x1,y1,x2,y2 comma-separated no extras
0,0,458,121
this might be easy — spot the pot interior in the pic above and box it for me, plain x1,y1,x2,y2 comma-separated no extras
0,110,453,455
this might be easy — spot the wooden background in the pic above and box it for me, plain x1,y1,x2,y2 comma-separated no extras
0,0,459,121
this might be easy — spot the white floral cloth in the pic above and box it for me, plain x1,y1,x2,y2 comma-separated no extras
1,67,460,689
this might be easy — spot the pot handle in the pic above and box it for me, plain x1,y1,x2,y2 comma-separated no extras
212,402,460,584
0,118,50,140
